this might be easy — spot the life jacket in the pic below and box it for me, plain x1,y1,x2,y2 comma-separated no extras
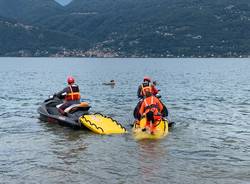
141,83,153,97
65,85,81,101
143,96,160,115
143,96,164,129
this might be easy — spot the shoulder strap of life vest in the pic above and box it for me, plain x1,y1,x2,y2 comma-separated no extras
141,84,152,96
69,85,74,100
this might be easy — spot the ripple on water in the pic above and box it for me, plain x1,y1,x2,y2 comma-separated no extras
1,58,250,184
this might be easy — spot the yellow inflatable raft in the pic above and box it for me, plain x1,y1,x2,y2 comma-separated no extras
132,117,169,140
79,113,126,134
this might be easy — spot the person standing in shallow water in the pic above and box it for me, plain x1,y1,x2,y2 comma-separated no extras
55,76,81,115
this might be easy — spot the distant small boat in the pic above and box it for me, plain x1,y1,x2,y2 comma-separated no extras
102,80,115,85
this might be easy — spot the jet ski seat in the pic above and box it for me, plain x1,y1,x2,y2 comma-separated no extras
64,102,90,113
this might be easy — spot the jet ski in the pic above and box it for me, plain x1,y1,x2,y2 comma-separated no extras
37,95,91,129
132,93,174,140
132,116,169,140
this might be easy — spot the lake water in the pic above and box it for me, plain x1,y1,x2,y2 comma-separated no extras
0,58,250,184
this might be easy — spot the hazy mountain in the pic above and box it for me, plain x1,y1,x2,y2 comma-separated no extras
1,0,250,57
41,0,250,57
0,16,88,56
0,0,63,23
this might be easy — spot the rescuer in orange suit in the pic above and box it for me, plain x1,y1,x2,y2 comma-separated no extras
139,91,163,132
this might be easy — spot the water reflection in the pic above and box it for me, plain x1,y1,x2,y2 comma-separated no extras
136,140,167,183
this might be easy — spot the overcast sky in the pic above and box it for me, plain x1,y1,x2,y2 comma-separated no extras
55,0,72,5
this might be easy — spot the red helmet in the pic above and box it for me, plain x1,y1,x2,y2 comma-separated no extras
143,76,151,82
67,76,75,84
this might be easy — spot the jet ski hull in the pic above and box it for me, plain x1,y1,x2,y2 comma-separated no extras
37,96,90,129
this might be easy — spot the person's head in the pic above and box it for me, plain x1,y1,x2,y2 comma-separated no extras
153,81,157,86
143,76,151,83
67,76,75,85
145,91,152,97
110,80,114,82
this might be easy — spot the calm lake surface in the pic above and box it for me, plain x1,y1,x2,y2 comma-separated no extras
0,58,250,184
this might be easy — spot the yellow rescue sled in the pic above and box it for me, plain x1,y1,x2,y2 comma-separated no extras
79,113,126,134
132,117,169,140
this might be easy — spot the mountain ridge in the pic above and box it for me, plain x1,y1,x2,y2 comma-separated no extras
0,16,89,56
1,0,250,57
